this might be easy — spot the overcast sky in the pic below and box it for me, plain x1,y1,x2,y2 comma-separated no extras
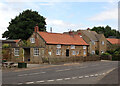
0,0,119,39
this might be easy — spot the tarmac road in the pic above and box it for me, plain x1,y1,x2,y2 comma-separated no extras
2,61,119,85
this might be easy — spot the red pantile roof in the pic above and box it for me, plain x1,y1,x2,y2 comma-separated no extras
38,32,88,45
14,39,20,43
107,38,120,45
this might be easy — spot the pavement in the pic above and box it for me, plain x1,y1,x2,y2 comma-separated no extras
2,61,119,85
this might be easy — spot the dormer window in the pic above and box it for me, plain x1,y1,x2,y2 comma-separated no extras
30,38,35,43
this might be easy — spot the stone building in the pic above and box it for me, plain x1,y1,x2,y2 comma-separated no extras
64,29,107,55
11,26,89,63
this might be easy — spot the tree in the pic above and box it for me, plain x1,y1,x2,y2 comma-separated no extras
91,25,120,38
2,9,46,40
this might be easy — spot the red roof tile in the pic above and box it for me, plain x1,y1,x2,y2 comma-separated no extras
14,39,20,43
107,38,120,45
38,32,88,45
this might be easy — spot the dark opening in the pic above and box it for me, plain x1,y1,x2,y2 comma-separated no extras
66,49,69,57
24,48,30,62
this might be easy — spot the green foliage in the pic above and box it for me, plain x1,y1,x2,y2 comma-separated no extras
101,53,111,56
2,44,10,48
106,46,120,61
95,50,99,55
91,25,120,38
21,40,32,47
2,9,46,40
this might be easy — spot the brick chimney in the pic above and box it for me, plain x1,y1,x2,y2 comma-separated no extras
87,28,90,30
69,30,74,37
34,24,39,32
78,33,82,37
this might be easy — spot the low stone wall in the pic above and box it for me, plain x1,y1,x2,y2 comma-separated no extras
42,56,100,64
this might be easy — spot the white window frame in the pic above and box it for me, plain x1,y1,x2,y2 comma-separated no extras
71,45,75,49
30,38,35,43
76,51,79,55
101,50,104,54
83,51,86,55
57,44,61,48
34,48,39,56
72,50,76,55
83,46,86,49
92,50,95,55
102,41,104,45
14,48,19,56
56,49,61,55
92,41,95,45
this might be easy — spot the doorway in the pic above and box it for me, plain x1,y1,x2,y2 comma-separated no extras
24,48,30,62
66,49,69,57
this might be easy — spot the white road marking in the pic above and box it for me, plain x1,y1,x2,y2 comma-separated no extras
90,75,94,77
56,79,63,81
26,82,34,84
79,76,83,79
18,74,28,76
79,66,87,68
41,72,46,73
36,81,45,83
85,76,89,78
102,73,105,75
56,70,64,72
72,77,77,79
18,83,23,85
95,74,98,76
64,78,71,80
47,80,55,82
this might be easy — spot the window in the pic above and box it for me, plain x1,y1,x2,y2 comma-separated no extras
102,41,104,45
56,49,61,55
14,48,19,56
34,48,39,56
72,51,76,55
76,51,79,55
92,41,95,45
83,51,86,55
92,50,95,54
101,50,104,54
30,38,35,43
71,45,75,49
57,44,61,48
83,46,86,49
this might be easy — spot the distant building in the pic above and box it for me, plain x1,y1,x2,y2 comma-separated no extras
64,29,107,55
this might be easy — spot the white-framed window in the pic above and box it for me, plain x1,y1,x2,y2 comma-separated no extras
102,41,104,45
71,45,75,49
30,38,35,43
56,49,61,55
101,50,104,54
84,51,86,55
72,50,76,55
14,48,19,56
57,44,61,48
92,50,95,54
92,41,95,45
76,51,79,55
34,48,39,56
83,46,86,49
